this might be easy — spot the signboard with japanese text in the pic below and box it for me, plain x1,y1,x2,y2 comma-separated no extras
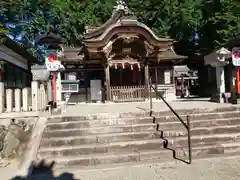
232,47,240,67
90,80,102,102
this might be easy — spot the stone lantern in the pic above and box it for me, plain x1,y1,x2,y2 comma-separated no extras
204,47,231,103
35,26,65,108
31,64,50,81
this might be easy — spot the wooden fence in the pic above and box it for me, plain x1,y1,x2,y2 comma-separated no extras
0,81,50,113
110,85,146,102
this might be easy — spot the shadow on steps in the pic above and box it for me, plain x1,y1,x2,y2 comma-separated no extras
11,160,80,180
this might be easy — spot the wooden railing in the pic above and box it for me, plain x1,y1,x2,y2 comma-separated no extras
110,85,146,102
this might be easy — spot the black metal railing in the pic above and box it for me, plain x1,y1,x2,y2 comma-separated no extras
149,80,192,164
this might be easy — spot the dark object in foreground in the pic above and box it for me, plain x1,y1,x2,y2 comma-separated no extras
11,160,80,180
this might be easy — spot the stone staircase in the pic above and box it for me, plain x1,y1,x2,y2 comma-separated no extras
36,106,240,169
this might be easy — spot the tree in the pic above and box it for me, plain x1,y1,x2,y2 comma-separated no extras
0,0,22,34
49,0,115,45
128,0,203,55
1,0,239,57
199,0,239,53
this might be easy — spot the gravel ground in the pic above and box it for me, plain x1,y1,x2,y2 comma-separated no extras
2,156,240,180
0,159,19,180
53,156,240,180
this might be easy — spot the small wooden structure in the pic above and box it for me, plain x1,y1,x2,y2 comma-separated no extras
0,34,39,88
174,66,198,97
60,2,186,103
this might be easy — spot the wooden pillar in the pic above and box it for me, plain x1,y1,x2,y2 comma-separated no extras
120,69,122,85
105,65,111,101
144,65,149,99
84,65,88,103
181,75,185,98
154,67,158,99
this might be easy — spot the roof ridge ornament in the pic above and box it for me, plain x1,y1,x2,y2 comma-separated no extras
113,0,133,16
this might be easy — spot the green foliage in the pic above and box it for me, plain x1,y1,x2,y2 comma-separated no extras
1,0,239,57
50,0,115,45
0,23,8,34
199,0,239,53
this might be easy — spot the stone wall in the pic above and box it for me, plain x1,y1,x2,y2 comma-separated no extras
0,118,37,159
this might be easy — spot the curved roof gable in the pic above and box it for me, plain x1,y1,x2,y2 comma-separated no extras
84,1,173,48
84,19,173,48
85,10,124,39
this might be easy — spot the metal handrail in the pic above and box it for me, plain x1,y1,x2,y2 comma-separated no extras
149,82,192,164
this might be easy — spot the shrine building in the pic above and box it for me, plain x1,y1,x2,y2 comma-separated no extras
59,2,186,103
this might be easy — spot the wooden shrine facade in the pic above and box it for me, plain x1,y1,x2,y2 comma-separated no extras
60,3,186,103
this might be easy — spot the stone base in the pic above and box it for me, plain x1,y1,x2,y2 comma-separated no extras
231,99,240,104
210,93,225,103
165,93,177,101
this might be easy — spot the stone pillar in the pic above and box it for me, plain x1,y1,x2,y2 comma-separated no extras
39,83,46,110
56,72,62,107
6,89,13,112
0,82,4,113
22,88,29,111
165,86,177,101
47,80,53,103
31,81,39,111
14,88,21,112
215,66,225,103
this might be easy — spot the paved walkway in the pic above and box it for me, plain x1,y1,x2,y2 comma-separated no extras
63,98,240,116
3,156,240,180
52,156,240,180
1,98,239,118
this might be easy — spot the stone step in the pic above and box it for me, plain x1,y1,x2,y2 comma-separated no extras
46,117,154,130
157,118,240,132
160,124,240,137
156,111,240,123
165,133,240,149
39,132,240,159
175,142,240,159
46,111,240,133
43,117,240,140
43,124,157,138
48,106,240,121
40,131,157,148
41,125,240,148
36,142,240,169
36,149,173,169
48,110,240,125
38,139,165,158
45,116,240,134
